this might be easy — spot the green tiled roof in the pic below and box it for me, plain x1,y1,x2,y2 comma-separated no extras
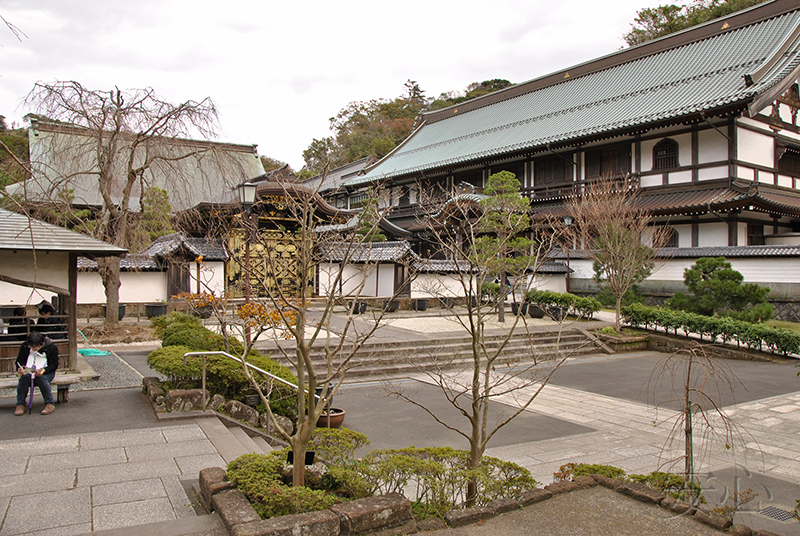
350,3,800,187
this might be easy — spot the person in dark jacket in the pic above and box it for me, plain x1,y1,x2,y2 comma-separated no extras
15,331,59,416
36,302,66,340
7,307,34,341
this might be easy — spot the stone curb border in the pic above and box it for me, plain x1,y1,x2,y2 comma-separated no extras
198,468,780,536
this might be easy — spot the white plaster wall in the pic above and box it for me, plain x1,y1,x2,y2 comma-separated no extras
737,166,755,181
698,222,728,247
0,283,56,306
318,263,399,298
641,139,656,171
640,175,662,188
699,166,728,181
737,222,747,247
412,273,471,298
645,257,800,285
376,265,395,297
778,174,794,188
672,224,692,248
526,273,566,293
737,127,774,168
189,261,226,295
698,129,728,163
766,233,800,245
0,250,70,292
669,170,692,184
77,271,167,303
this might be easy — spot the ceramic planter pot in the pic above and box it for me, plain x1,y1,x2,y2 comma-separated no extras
316,408,345,429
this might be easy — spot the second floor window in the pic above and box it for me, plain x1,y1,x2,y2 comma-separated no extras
585,144,631,179
534,154,572,185
653,138,679,170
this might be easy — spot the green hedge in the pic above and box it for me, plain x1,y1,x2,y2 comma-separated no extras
621,303,800,356
525,290,601,320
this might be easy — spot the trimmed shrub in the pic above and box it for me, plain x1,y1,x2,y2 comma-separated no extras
146,343,298,417
150,310,201,338
226,453,339,518
622,303,800,355
562,462,628,481
630,471,705,503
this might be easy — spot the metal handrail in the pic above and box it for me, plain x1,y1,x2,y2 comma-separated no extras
182,350,317,412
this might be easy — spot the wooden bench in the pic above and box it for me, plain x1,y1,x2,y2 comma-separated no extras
0,374,81,403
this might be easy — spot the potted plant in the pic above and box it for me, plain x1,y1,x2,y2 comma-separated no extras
316,408,346,429
510,302,528,316
145,301,168,319
349,300,368,315
102,304,127,321
528,304,546,318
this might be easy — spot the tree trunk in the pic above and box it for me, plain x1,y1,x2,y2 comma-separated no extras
290,419,313,487
98,257,122,326
615,293,622,333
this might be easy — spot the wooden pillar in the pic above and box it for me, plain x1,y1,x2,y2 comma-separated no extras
68,253,78,371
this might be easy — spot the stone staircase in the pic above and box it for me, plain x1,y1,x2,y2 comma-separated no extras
266,327,605,380
195,415,276,464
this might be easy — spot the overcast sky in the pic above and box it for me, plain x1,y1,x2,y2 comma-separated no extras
1,0,665,171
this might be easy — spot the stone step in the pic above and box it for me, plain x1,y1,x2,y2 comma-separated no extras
276,337,597,372
251,434,274,453
227,425,265,455
194,416,250,464
76,512,227,536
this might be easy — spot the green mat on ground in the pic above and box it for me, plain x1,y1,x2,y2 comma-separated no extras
78,348,111,356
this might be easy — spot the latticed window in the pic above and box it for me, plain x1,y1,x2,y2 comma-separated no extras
534,154,572,185
585,145,631,178
664,227,679,248
778,147,800,176
653,139,679,170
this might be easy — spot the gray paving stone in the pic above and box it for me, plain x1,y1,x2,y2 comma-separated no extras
125,439,217,462
91,478,167,506
3,522,93,536
77,458,179,487
174,453,227,478
160,424,208,443
0,459,27,478
27,447,127,473
92,497,176,532
0,469,76,499
0,436,79,457
1,487,90,535
162,475,198,519
78,429,165,451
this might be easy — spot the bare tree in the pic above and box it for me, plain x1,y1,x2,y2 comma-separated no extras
21,81,251,324
221,180,416,487
647,345,756,506
567,175,672,332
386,172,576,505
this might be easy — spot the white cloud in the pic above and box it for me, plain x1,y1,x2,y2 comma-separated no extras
0,0,664,170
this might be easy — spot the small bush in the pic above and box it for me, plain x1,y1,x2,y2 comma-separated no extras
150,311,200,338
630,471,705,503
227,453,340,518
553,462,627,482
162,323,223,351
311,427,370,462
146,344,298,417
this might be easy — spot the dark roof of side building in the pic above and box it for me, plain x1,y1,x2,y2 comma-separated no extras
0,208,127,256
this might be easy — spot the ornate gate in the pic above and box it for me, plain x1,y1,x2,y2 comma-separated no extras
227,229,309,298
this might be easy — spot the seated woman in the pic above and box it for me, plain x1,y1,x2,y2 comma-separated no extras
15,331,59,416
